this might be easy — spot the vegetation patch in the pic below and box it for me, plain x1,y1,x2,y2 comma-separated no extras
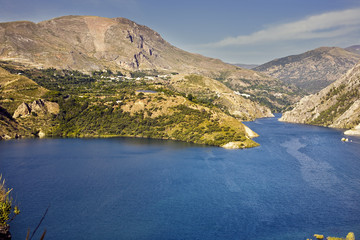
309,88,359,126
0,63,257,148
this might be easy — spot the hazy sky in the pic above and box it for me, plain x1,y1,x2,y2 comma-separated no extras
1,0,360,64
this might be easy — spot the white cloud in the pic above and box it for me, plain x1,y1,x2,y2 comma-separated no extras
207,8,360,47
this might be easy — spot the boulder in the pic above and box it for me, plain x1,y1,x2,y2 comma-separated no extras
44,101,60,115
30,99,47,114
221,142,241,149
12,99,60,118
12,102,31,118
344,124,360,136
31,99,59,115
38,130,46,138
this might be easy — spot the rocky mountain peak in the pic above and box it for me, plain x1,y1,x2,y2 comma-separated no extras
0,15,174,71
0,15,271,80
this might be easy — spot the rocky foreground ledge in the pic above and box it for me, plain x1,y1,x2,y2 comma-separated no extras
344,124,360,136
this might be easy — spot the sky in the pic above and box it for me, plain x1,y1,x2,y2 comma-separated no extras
1,0,360,64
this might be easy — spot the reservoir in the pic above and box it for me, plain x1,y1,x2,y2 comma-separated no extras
1,115,360,239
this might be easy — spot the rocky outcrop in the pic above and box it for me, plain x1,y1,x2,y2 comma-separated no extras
1,99,59,140
30,99,59,115
280,61,360,129
12,102,31,118
221,142,244,149
254,47,360,93
344,124,360,136
13,99,59,118
0,106,22,140
243,124,259,138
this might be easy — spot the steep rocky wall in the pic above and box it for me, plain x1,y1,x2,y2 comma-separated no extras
280,61,360,129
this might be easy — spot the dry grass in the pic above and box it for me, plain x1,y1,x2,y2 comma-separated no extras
0,175,11,202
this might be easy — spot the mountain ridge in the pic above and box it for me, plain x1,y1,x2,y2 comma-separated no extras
0,15,300,112
280,60,360,131
345,45,360,55
0,15,267,78
254,46,360,93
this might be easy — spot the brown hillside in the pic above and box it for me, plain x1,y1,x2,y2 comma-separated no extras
280,61,360,130
254,47,360,93
0,15,269,81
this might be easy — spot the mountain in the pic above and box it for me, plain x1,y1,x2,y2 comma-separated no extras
254,47,360,93
345,45,360,55
0,15,264,77
232,63,259,69
0,15,300,112
280,61,360,132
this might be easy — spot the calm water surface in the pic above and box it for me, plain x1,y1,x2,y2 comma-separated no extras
1,115,360,240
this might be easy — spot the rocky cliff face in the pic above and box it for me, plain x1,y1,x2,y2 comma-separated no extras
280,61,360,129
0,99,59,139
0,15,268,80
0,106,21,139
254,47,360,93
12,99,59,118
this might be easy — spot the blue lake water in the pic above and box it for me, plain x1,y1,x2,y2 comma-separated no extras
1,115,360,239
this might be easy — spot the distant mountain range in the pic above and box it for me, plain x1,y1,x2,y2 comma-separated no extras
254,47,360,93
232,63,259,69
345,45,360,55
